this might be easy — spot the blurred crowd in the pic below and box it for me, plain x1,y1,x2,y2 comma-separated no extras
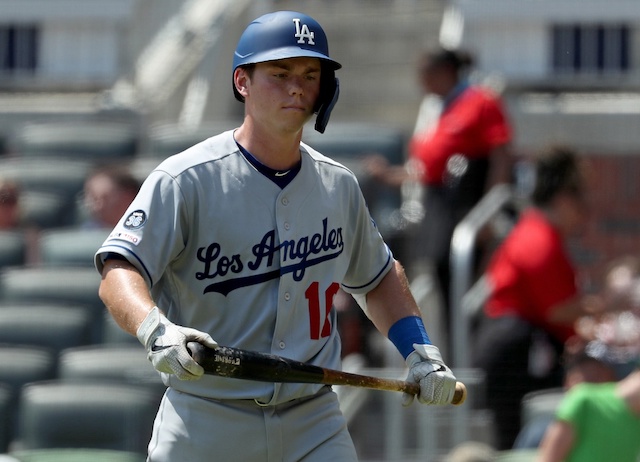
360,45,640,460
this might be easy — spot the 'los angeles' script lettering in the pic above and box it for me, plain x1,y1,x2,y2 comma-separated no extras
196,218,343,296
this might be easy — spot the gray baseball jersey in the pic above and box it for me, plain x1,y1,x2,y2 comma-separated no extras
95,129,393,405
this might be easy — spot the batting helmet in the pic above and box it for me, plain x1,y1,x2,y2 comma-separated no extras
233,11,341,133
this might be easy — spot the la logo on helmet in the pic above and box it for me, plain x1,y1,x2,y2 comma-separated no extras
293,18,315,45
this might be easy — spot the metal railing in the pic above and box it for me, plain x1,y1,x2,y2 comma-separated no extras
450,183,518,369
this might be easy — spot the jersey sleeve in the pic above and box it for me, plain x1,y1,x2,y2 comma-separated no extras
339,182,394,295
94,169,189,287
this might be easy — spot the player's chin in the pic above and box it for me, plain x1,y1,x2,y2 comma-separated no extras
280,109,313,128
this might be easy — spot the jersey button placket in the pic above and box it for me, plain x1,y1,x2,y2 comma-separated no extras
275,193,291,354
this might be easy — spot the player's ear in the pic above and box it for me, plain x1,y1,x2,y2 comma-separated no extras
234,68,250,100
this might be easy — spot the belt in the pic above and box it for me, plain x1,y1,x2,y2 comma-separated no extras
251,385,332,408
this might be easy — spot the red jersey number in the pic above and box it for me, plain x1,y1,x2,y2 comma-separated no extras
305,282,340,340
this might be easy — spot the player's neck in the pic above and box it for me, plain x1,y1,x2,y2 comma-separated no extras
234,123,302,171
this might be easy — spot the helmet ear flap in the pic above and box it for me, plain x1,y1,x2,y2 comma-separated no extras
314,67,340,134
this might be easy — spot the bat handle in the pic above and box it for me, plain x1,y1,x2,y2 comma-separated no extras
405,381,467,406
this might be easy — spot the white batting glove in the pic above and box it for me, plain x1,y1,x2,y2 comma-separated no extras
136,307,218,380
402,343,457,406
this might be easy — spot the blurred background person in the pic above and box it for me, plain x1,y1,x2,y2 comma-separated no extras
536,365,640,462
364,47,513,352
472,146,600,450
0,178,21,230
574,254,640,380
80,165,141,229
512,335,618,450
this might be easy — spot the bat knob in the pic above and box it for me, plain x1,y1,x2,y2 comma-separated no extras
452,382,467,406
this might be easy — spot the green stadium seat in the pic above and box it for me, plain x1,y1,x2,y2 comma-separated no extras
143,121,238,159
9,448,145,462
58,345,164,396
494,448,538,461
0,304,93,354
0,346,58,452
9,121,138,161
0,383,13,453
0,232,26,269
38,228,108,267
0,267,105,343
16,381,158,454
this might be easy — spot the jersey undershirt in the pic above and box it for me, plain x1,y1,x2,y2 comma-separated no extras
237,142,301,189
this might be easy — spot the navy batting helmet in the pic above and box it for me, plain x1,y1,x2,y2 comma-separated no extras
233,11,341,133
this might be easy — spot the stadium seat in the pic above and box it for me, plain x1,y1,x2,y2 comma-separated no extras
38,228,108,267
0,304,93,354
143,121,238,159
0,383,13,453
16,381,159,454
0,346,58,451
58,345,164,396
20,191,74,229
520,387,565,428
7,448,145,462
0,267,105,343
0,455,19,462
0,346,58,399
0,158,90,199
494,448,538,461
0,158,92,228
0,232,26,269
8,121,138,161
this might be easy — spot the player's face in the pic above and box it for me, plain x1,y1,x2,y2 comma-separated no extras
239,57,322,133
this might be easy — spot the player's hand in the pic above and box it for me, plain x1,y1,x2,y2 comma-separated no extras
136,306,218,380
402,343,457,406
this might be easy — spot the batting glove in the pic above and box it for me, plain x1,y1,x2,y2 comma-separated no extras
136,307,218,380
402,343,457,406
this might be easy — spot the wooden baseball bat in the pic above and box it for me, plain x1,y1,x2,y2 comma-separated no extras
187,342,466,405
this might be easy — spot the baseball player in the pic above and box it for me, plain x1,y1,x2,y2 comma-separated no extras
96,10,457,461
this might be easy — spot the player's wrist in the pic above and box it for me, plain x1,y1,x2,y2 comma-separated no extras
388,316,431,360
407,343,444,368
136,306,164,348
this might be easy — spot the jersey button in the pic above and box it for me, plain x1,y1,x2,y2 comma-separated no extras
284,222,291,231
281,197,289,206
279,341,286,349
284,293,291,301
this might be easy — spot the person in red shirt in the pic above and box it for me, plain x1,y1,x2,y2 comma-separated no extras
365,47,513,348
473,146,596,450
